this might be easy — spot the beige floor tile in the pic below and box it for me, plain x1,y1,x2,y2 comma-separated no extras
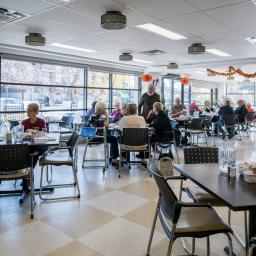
121,180,158,200
86,190,148,216
41,204,116,238
79,218,165,256
0,221,72,256
123,201,164,234
46,240,103,256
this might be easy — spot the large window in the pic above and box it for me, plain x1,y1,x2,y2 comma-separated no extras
226,82,255,107
191,87,212,107
0,59,141,122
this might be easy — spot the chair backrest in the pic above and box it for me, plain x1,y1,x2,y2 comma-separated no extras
121,128,149,146
0,144,31,171
81,115,90,123
61,115,74,129
150,162,180,224
8,120,19,130
184,147,218,164
67,132,79,157
246,112,255,122
223,114,237,126
189,117,204,130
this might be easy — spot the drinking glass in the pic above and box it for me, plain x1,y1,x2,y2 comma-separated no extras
219,147,236,174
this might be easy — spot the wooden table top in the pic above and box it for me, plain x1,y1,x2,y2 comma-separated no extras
174,163,256,211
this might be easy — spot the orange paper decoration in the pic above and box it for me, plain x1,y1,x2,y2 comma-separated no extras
180,76,190,85
141,73,153,82
207,66,256,78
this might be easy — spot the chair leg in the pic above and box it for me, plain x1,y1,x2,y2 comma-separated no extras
39,165,45,200
173,144,180,164
191,237,195,255
225,233,233,256
206,236,210,256
72,164,80,198
244,211,249,251
82,140,88,168
179,178,183,200
166,227,176,256
228,208,231,226
118,148,122,178
146,198,160,256
30,168,36,219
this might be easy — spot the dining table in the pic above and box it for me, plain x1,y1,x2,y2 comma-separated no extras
174,163,256,255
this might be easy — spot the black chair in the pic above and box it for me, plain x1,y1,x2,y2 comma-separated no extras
39,132,80,201
81,115,90,123
8,120,19,130
146,162,233,256
223,114,241,140
0,144,36,218
187,117,207,145
245,112,256,132
119,128,150,178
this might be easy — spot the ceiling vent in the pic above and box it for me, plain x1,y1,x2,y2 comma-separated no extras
140,49,165,56
101,11,126,30
25,33,46,46
0,7,26,23
167,62,178,69
188,43,205,54
119,53,133,61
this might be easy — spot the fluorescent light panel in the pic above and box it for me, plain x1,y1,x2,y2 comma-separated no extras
137,23,186,40
133,58,154,64
206,48,231,57
51,43,97,53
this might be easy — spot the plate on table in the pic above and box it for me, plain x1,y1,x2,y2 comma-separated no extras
241,170,256,183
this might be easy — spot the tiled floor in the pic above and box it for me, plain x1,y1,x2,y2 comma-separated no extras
1,131,256,256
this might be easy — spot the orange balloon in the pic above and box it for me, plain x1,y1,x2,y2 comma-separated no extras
141,73,153,82
180,76,190,85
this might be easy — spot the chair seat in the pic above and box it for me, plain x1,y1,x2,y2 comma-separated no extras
121,144,147,151
40,150,72,166
0,168,29,180
160,206,232,238
185,187,225,207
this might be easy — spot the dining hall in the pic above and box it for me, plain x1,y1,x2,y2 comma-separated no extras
0,1,256,255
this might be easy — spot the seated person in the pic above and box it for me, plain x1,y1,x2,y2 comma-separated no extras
235,99,248,130
22,103,45,131
170,98,186,118
247,103,254,113
111,102,128,123
203,100,214,113
87,101,97,117
189,100,201,112
119,103,147,165
89,102,119,165
214,99,234,139
111,102,121,117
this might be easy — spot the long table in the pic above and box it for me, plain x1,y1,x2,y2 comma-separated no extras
174,163,256,253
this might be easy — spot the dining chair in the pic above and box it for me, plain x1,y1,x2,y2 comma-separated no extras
0,144,36,218
223,114,242,140
119,128,150,178
245,112,256,133
8,120,19,130
146,162,233,256
186,117,208,145
183,147,249,253
60,115,74,132
39,131,80,201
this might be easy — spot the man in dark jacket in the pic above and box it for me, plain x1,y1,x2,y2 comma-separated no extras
235,99,247,130
214,99,234,139
138,84,160,119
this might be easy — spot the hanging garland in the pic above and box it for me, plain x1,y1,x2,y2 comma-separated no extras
207,66,256,78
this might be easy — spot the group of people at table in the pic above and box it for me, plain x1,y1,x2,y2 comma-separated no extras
19,84,254,167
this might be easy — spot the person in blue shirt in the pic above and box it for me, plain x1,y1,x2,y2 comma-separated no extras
214,99,234,139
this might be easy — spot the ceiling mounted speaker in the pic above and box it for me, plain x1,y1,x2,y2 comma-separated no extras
101,11,126,30
188,43,205,54
119,53,133,61
167,62,178,69
25,33,45,46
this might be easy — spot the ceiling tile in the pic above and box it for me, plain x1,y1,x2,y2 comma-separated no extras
165,12,229,37
0,0,56,15
206,2,256,30
116,0,199,19
36,6,105,33
185,0,248,11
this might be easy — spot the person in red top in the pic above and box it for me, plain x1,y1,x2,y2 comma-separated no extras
189,100,201,112
247,103,254,113
22,103,46,131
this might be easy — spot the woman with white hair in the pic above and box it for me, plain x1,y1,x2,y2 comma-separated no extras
89,102,119,165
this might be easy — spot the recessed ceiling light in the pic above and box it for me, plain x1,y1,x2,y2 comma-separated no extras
51,43,97,53
136,23,186,40
246,37,256,45
195,71,205,74
206,48,231,57
133,58,154,64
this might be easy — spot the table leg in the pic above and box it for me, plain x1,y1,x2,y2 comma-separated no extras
249,209,256,238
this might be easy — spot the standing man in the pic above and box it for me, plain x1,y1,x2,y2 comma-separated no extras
138,84,160,119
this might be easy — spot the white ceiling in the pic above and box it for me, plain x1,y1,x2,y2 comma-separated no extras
0,0,256,79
